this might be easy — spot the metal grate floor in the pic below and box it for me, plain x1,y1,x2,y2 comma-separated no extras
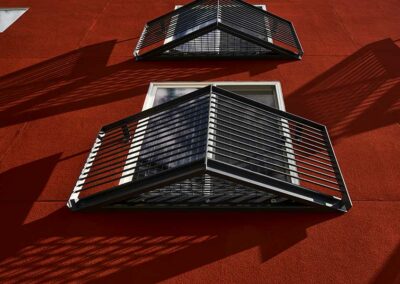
109,175,304,209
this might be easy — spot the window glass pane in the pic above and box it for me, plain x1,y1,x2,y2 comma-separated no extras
153,87,199,106
136,95,208,180
210,85,292,184
153,85,278,107
136,85,291,185
216,84,277,107
121,84,296,190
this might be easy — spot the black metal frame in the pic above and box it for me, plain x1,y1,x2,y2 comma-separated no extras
68,86,352,212
134,0,303,60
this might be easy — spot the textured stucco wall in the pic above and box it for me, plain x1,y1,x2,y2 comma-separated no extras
0,0,399,283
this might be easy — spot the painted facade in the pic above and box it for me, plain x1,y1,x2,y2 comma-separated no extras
0,0,399,282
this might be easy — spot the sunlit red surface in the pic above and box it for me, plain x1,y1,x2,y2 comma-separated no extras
0,0,399,283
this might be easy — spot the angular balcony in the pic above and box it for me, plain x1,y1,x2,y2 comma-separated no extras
134,0,303,60
68,86,352,212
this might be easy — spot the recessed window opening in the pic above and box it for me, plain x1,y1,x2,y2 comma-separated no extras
120,82,299,187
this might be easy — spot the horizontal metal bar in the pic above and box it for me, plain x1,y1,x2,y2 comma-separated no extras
103,97,209,141
89,128,208,171
210,129,334,169
88,132,207,177
210,91,323,136
221,15,297,47
206,160,344,211
211,86,324,129
81,142,207,187
77,148,207,192
102,96,209,140
209,135,336,174
217,22,300,59
102,88,211,131
211,109,326,153
72,160,206,211
94,121,209,165
227,0,294,25
85,137,207,181
211,101,327,147
211,95,325,140
208,146,341,189
96,105,209,152
210,112,331,158
208,124,332,163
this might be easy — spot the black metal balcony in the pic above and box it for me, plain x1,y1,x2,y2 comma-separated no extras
134,0,303,60
68,86,352,212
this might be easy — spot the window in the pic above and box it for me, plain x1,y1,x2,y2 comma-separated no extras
0,8,28,32
142,81,283,109
120,82,299,186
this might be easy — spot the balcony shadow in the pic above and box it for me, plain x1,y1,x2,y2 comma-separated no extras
0,155,339,283
372,242,400,284
286,38,400,142
0,39,286,128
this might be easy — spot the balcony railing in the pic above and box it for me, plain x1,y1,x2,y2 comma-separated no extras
68,86,351,212
134,0,303,60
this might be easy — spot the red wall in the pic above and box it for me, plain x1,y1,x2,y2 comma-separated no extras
0,0,399,283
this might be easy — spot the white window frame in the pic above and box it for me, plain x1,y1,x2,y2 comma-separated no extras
120,81,299,185
142,81,284,111
0,7,28,32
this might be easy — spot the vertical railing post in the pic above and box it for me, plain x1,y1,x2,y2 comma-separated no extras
217,0,221,23
134,24,148,59
290,23,304,58
321,126,352,210
205,86,215,164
